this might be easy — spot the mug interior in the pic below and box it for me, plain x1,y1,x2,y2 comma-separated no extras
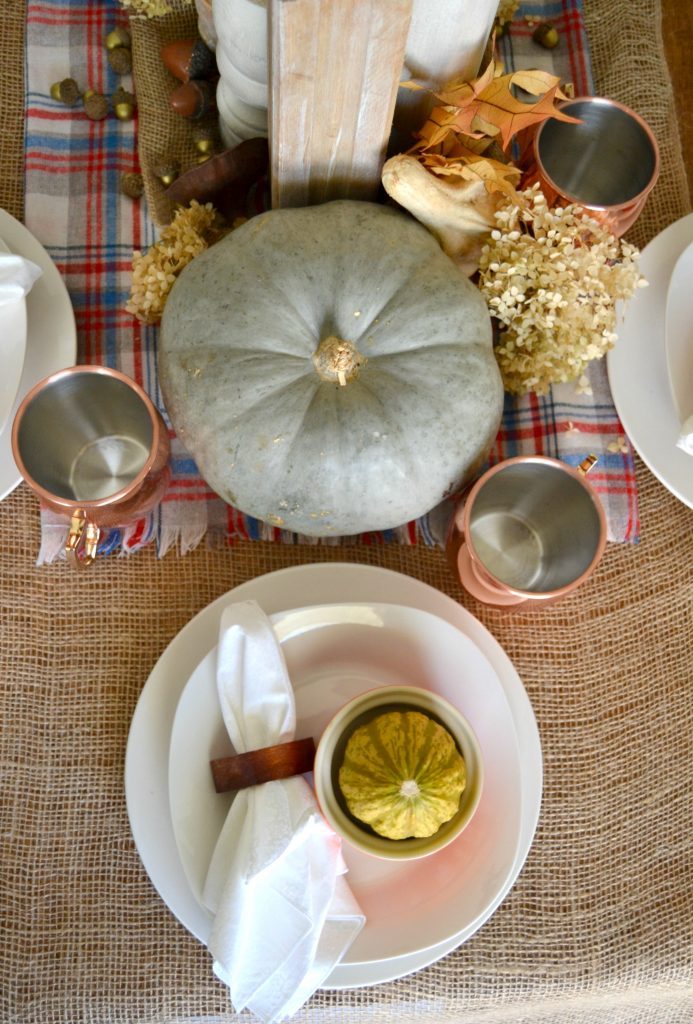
537,99,656,207
16,372,153,502
468,462,602,593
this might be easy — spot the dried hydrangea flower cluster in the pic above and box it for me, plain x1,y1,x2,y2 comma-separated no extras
495,0,520,26
119,0,190,17
127,200,220,324
478,185,645,395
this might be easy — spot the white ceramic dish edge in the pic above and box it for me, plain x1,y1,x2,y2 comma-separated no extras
664,239,693,425
607,213,693,508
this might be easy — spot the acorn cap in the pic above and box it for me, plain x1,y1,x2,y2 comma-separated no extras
83,92,109,121
108,46,132,75
52,77,81,106
120,172,144,198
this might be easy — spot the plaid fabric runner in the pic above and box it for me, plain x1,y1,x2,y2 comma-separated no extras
23,0,639,561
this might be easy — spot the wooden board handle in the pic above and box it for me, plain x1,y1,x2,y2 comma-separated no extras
210,737,316,793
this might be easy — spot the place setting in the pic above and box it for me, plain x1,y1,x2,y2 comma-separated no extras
125,563,543,1007
3,0,692,1022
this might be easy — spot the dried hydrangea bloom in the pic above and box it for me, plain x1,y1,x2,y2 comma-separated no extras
119,0,190,16
478,185,646,395
495,0,520,26
126,200,220,324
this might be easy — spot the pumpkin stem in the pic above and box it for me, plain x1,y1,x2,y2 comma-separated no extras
313,335,366,386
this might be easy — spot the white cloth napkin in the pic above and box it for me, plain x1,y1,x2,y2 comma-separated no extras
202,600,365,1023
0,252,42,308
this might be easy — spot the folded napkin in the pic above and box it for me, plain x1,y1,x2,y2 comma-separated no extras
202,600,365,1023
0,252,42,308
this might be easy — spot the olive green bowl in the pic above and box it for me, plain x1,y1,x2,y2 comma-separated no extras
313,685,483,861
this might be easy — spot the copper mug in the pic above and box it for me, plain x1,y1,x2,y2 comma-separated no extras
530,96,660,237
11,365,170,568
446,455,606,609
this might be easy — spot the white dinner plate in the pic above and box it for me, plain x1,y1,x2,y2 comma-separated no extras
168,602,522,965
665,240,693,425
125,563,543,988
607,213,693,508
0,236,27,436
0,209,77,500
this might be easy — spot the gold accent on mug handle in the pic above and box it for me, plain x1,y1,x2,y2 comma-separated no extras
66,511,101,570
578,454,598,476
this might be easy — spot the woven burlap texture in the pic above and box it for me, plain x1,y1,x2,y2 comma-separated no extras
2,1,693,1023
131,1,218,226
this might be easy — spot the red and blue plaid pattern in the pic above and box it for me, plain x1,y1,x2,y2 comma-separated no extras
24,0,639,560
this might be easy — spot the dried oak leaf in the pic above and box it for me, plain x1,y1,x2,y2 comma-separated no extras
405,58,580,152
419,147,522,201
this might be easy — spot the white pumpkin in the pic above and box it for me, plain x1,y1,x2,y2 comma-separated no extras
159,200,502,536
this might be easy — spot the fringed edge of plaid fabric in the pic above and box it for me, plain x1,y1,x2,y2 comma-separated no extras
36,504,447,565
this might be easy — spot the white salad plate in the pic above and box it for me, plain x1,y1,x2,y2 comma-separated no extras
126,563,543,989
607,213,693,508
0,236,28,436
0,208,77,500
664,240,693,426
168,602,523,966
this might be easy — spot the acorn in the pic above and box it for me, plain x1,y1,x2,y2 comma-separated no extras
105,26,131,50
533,22,560,49
108,46,132,76
152,159,180,187
169,79,214,120
50,77,81,106
113,87,136,121
83,90,109,121
160,38,216,82
191,125,217,154
120,172,144,198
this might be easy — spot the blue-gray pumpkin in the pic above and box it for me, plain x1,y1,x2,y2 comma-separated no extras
159,200,502,536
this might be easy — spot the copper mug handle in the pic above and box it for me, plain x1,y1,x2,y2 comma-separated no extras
65,511,101,570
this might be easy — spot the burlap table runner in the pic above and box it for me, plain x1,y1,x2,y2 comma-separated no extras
1,2,692,1023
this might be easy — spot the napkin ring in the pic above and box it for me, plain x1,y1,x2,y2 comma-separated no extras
211,737,316,793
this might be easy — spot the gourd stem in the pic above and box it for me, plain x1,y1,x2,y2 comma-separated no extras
399,779,421,799
312,335,366,386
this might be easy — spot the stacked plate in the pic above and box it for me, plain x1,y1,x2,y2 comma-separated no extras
0,209,76,500
125,562,543,988
607,213,693,508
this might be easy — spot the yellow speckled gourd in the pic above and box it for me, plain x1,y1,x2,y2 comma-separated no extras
338,709,466,840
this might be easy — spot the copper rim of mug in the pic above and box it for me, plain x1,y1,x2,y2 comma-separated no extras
533,96,661,214
11,364,168,514
461,455,608,602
